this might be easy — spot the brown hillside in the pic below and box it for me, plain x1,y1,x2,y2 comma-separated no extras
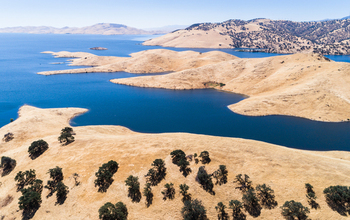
1,106,350,219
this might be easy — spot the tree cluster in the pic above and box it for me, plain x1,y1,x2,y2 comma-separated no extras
95,160,119,192
98,202,128,220
28,139,49,159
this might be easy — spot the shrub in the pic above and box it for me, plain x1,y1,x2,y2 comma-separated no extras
181,199,207,220
228,200,246,220
125,175,141,202
180,184,191,202
256,184,277,209
281,200,310,220
161,183,175,200
145,159,166,186
58,127,75,145
28,139,48,159
199,151,211,164
98,202,128,220
2,132,14,142
194,153,199,164
0,156,16,176
242,189,261,217
234,174,252,192
196,166,214,194
323,185,350,215
305,183,319,209
212,165,228,185
94,160,119,193
15,169,36,191
215,202,229,220
143,183,153,207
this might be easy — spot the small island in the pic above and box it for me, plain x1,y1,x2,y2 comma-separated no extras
90,47,107,50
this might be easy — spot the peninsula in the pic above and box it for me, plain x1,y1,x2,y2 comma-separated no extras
39,50,350,122
1,105,350,219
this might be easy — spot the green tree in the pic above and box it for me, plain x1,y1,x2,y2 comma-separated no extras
143,183,153,207
212,165,228,185
178,157,191,177
94,160,119,192
199,151,211,164
181,199,207,220
56,181,69,205
180,184,191,202
99,202,117,220
115,202,128,220
281,200,310,220
196,166,214,194
0,156,16,176
29,179,43,194
28,139,49,159
125,175,141,202
15,169,36,191
18,187,42,219
162,183,175,200
58,127,75,145
215,202,229,220
229,200,246,220
305,183,319,209
45,166,64,197
323,185,350,215
242,189,261,217
256,184,277,209
145,159,166,186
170,149,186,165
234,174,252,192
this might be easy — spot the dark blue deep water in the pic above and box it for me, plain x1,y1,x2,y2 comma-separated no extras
1,33,349,151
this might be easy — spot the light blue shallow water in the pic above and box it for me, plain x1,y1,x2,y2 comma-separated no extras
0,33,349,151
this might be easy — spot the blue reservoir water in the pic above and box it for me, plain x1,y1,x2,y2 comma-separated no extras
0,33,349,151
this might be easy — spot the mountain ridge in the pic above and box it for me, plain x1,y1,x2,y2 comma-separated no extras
0,23,166,35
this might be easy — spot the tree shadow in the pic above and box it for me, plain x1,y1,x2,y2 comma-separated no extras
325,199,348,216
55,194,67,205
244,204,262,218
128,190,141,203
22,207,39,220
145,192,153,208
308,200,320,210
96,179,113,193
262,199,278,209
180,167,192,177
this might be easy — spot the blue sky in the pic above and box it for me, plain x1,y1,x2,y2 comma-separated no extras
1,0,349,28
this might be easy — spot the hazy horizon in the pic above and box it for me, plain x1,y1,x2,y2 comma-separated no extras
1,0,350,29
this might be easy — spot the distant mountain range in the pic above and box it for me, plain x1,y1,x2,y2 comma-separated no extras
0,23,170,35
144,18,350,55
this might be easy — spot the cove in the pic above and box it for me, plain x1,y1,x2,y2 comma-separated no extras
0,33,349,151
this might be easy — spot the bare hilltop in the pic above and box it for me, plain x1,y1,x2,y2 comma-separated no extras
39,49,350,122
144,18,350,55
1,106,350,219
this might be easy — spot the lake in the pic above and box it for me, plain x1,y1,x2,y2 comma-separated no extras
0,33,349,151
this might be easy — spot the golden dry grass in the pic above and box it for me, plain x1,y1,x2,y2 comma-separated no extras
0,106,350,219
